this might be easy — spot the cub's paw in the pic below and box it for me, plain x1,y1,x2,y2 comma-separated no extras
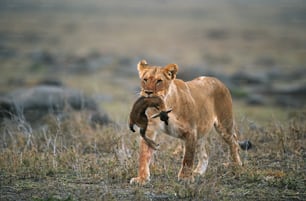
159,111,169,124
129,124,136,132
130,176,150,185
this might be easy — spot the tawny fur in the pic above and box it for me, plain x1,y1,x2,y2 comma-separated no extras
130,60,248,185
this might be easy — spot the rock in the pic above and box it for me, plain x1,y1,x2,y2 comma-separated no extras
37,78,64,87
177,66,207,81
246,94,267,106
30,50,57,65
231,71,268,85
89,112,115,128
206,28,230,40
0,97,15,119
66,53,113,74
275,85,306,95
274,95,302,108
177,66,226,81
0,45,17,59
262,83,306,107
7,86,95,112
116,57,139,77
178,66,234,89
267,66,306,81
254,56,276,66
7,77,26,87
28,50,115,74
0,86,112,128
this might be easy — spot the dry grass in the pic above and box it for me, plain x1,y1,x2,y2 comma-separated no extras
0,108,305,201
0,0,306,200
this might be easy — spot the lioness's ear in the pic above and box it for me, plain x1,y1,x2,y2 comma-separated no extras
137,60,148,77
137,60,148,72
164,63,178,79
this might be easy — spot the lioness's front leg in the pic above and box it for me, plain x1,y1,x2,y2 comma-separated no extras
130,122,157,185
178,132,196,183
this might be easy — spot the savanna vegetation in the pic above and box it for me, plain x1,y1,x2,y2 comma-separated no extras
0,0,305,200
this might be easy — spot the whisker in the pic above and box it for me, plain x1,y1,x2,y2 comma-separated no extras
132,89,141,98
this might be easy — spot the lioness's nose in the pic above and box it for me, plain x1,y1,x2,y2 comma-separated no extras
144,90,153,96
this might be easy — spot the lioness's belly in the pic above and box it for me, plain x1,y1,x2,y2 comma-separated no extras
157,112,216,139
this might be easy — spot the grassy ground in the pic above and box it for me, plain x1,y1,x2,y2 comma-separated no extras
0,0,305,200
0,108,305,201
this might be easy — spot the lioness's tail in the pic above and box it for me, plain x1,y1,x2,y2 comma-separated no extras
238,140,252,150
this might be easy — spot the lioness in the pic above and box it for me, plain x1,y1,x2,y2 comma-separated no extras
130,60,243,184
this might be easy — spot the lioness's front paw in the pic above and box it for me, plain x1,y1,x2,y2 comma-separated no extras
130,176,150,185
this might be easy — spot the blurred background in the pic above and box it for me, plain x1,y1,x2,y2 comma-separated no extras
0,0,305,125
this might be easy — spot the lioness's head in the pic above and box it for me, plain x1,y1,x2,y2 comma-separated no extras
137,60,178,98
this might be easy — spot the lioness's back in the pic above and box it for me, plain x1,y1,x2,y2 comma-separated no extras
192,76,234,129
188,76,231,97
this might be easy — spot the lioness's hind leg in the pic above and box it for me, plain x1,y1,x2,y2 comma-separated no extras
193,137,209,175
214,122,242,166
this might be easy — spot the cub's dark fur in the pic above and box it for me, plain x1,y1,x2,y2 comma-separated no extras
129,96,171,150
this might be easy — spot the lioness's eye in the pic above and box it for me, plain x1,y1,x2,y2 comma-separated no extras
143,78,148,83
157,79,162,84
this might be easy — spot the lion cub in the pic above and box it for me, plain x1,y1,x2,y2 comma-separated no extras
129,96,171,150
